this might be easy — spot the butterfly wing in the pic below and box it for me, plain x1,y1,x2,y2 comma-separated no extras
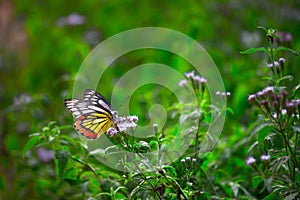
64,90,114,139
83,89,112,111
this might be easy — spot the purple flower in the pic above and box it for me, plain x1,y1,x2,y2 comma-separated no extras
257,91,265,98
282,90,289,97
248,94,256,102
293,99,300,105
107,127,118,137
279,58,286,63
226,92,231,96
286,101,295,108
267,62,279,68
277,32,292,43
263,86,274,94
272,100,279,108
56,13,86,27
285,33,292,42
37,148,54,163
178,79,187,87
185,71,195,78
246,156,256,165
216,91,221,96
115,115,138,133
260,154,270,161
194,75,207,84
281,109,287,115
130,115,138,123
267,63,273,69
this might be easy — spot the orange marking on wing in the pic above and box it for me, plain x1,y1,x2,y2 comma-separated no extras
74,115,100,139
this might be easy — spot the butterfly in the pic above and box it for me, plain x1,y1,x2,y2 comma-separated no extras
64,89,119,139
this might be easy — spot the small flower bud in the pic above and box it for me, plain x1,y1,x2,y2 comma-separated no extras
274,61,279,68
185,71,194,78
246,156,256,166
178,79,187,87
279,58,285,63
130,116,138,123
272,100,279,109
261,100,270,112
153,123,158,133
257,91,266,99
267,63,273,69
107,127,118,137
181,159,186,168
260,154,270,161
263,86,274,94
248,94,256,103
282,90,289,97
286,101,295,115
269,94,278,101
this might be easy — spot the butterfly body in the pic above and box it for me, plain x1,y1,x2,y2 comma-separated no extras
65,89,118,139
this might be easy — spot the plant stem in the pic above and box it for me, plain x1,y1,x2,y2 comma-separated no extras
199,166,217,196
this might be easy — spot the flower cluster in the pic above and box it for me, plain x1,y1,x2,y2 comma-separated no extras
275,32,292,44
179,70,207,93
216,91,231,97
248,86,300,122
108,115,138,137
181,156,197,169
266,58,285,75
246,154,270,166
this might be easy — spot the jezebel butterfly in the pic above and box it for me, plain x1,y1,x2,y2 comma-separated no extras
64,89,119,139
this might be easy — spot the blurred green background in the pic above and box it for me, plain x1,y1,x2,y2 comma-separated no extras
0,0,300,198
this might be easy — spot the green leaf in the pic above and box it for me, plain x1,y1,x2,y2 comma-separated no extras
89,175,100,193
257,26,267,32
63,168,79,180
240,47,267,54
252,176,263,188
264,177,273,192
247,141,258,154
55,150,70,178
114,186,127,195
22,136,40,158
285,192,300,200
276,75,293,85
257,125,273,150
264,191,280,200
133,141,150,153
163,166,177,177
276,46,300,56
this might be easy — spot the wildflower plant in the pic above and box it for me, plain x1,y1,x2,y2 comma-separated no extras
242,27,300,198
21,26,299,199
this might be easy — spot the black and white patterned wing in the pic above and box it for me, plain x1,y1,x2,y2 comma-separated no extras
83,89,112,111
